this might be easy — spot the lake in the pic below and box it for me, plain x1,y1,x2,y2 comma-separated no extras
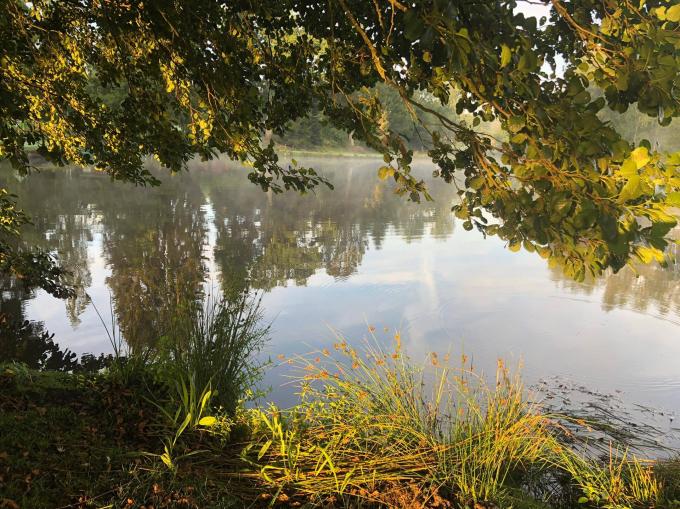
1,156,679,417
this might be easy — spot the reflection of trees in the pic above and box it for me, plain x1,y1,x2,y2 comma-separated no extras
551,233,680,317
0,167,99,325
2,158,459,352
0,165,209,350
204,159,457,295
100,173,207,350
0,275,76,370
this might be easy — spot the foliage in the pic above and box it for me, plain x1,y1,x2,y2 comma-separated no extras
1,350,679,508
0,189,74,297
157,290,270,416
150,373,216,472
241,337,665,508
1,0,679,290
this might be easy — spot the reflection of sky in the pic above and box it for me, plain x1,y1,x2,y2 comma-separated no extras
261,227,680,410
27,232,116,355
17,162,680,416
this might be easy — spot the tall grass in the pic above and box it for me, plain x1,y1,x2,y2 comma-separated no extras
91,296,153,383
158,289,270,415
240,335,663,508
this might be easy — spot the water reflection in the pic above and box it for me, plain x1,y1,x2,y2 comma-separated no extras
202,159,456,296
550,241,680,325
0,158,457,351
0,158,678,412
101,174,207,349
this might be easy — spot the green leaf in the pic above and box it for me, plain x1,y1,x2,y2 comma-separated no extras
507,116,525,133
258,439,273,460
456,28,470,40
650,219,676,238
469,175,485,190
500,44,511,68
615,71,629,91
177,412,192,437
200,389,212,414
553,197,572,215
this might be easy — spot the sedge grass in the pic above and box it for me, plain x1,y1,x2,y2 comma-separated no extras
157,289,270,416
237,334,666,508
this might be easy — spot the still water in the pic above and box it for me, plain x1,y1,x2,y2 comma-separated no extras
1,157,679,414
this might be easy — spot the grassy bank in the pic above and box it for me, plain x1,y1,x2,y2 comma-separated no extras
1,294,679,508
2,352,679,508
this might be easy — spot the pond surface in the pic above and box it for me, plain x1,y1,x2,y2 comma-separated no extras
1,157,679,414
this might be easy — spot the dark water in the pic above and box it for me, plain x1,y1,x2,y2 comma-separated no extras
1,157,679,417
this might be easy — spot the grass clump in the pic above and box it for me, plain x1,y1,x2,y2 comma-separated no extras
157,290,270,416
1,315,679,508
237,336,670,508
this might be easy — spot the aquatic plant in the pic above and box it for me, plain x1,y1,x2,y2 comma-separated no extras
240,334,664,508
157,289,270,416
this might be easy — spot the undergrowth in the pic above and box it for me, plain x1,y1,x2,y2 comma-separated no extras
235,336,672,508
1,324,679,508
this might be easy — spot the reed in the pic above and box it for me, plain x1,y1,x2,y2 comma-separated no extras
158,289,270,415
238,335,665,508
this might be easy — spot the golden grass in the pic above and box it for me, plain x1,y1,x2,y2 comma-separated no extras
229,334,663,507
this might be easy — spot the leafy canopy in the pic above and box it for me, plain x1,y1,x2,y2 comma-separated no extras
1,0,679,291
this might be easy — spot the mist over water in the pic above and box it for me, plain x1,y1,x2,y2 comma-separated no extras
1,156,679,416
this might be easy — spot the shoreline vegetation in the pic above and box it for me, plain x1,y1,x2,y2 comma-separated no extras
1,295,679,509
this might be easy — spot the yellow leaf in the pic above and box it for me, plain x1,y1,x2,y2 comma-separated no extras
160,453,173,469
618,175,641,203
619,157,637,177
258,439,273,460
378,166,395,180
198,416,217,427
667,4,680,22
537,246,551,259
630,146,650,169
636,246,664,264
500,44,512,68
